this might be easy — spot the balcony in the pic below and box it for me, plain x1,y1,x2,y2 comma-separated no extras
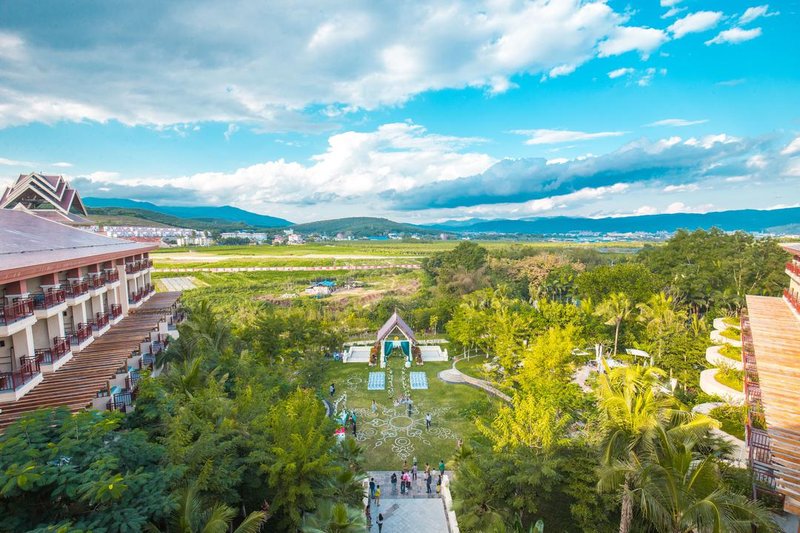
110,304,123,319
63,281,89,300
0,358,42,400
787,261,800,278
106,270,120,284
129,290,143,304
33,289,66,311
70,323,93,345
142,259,153,270
125,262,142,275
34,337,72,370
106,389,136,412
785,289,800,316
0,298,34,326
94,312,110,331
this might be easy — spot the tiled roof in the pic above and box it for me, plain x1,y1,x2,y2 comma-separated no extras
376,311,416,342
1,173,88,217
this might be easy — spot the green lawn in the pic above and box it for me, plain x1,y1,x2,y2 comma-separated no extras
719,345,742,362
715,368,744,391
722,316,740,327
709,405,746,440
321,357,498,471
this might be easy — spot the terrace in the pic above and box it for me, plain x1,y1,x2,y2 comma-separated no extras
33,337,72,368
0,297,34,327
785,289,800,316
787,261,800,279
32,288,66,311
0,358,42,401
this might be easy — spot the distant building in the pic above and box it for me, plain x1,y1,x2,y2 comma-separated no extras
272,235,287,245
287,233,305,245
304,280,336,297
219,232,268,243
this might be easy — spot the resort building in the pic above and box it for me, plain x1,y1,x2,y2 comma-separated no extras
0,176,176,420
742,243,800,531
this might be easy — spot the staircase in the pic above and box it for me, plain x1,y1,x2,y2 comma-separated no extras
0,292,180,432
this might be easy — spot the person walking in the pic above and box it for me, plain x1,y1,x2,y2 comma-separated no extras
439,459,445,477
411,463,417,482
390,472,398,494
374,485,381,507
425,412,432,430
425,470,432,494
377,513,384,533
369,477,375,500
329,383,335,397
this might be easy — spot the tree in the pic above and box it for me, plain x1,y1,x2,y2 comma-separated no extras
637,292,686,364
301,500,365,532
167,480,266,533
595,293,632,358
576,263,660,304
600,427,777,533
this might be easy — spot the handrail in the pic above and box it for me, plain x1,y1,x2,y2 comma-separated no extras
0,298,34,325
785,289,800,315
63,281,89,297
33,289,66,310
110,304,123,318
786,261,800,277
71,323,92,344
0,358,41,392
106,270,120,283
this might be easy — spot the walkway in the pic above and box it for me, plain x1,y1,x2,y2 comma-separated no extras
437,361,511,404
0,292,181,432
156,264,420,273
367,470,450,533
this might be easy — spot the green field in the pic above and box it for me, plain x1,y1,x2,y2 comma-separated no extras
322,357,498,470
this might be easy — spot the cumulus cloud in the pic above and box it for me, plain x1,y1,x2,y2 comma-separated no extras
706,27,762,45
781,136,800,156
739,5,778,25
0,156,35,166
646,118,708,127
668,11,723,39
51,161,73,168
0,0,674,130
608,67,634,79
663,183,700,192
512,129,627,145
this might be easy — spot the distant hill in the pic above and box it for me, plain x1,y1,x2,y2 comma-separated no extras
86,206,267,232
83,197,293,228
291,217,441,237
429,207,800,235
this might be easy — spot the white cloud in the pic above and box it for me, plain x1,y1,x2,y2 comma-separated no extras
661,0,683,7
0,1,674,129
224,123,239,141
668,11,723,39
608,67,634,79
705,27,762,45
598,27,669,59
634,205,658,215
0,157,35,166
512,129,627,145
646,118,708,127
51,161,73,168
664,201,714,214
663,183,699,192
661,7,687,19
637,68,657,87
84,171,120,181
739,5,778,25
781,136,800,156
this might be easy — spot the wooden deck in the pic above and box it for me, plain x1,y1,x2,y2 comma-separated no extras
0,292,180,432
746,295,800,516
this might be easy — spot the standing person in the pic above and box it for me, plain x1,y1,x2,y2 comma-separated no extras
413,456,418,468
369,477,375,500
365,503,371,528
374,485,381,507
439,459,445,477
400,471,406,495
412,463,417,482
371,399,377,414
436,474,442,495
425,412,431,430
391,472,398,494
329,383,335,397
351,418,357,436
425,462,431,476
377,513,384,533
425,470,432,494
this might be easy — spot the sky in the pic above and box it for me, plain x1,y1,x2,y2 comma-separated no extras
0,0,799,224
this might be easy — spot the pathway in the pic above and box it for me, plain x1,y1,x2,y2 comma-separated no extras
367,470,450,533
0,292,181,432
156,264,420,273
437,361,511,404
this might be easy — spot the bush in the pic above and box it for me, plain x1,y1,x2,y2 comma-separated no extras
722,316,740,327
719,328,741,341
709,404,746,440
715,366,743,391
719,345,742,362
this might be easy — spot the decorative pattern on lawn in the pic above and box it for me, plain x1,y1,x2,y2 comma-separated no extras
368,372,386,390
409,372,428,390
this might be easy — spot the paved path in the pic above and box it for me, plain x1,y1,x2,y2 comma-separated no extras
438,361,511,404
367,470,449,533
157,276,198,291
156,264,420,273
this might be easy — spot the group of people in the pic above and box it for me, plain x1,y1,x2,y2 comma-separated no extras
388,457,446,496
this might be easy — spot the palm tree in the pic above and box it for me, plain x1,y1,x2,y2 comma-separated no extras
166,481,266,533
595,365,713,533
334,438,365,473
595,292,632,358
637,292,686,363
600,427,777,533
324,470,365,507
301,500,364,533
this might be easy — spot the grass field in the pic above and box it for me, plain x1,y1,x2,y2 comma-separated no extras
322,357,498,471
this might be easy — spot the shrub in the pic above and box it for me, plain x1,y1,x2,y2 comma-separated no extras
719,345,742,362
715,366,744,391
719,328,741,341
709,404,746,440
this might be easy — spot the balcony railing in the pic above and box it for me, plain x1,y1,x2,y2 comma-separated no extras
129,290,143,304
34,337,71,365
0,298,35,326
125,262,141,274
0,358,41,392
32,289,66,310
785,289,800,315
107,389,136,411
63,281,89,298
94,312,110,330
787,261,800,277
70,323,92,344
106,270,120,283
110,304,123,319
89,274,107,289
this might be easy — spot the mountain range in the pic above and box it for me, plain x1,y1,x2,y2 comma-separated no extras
82,197,800,237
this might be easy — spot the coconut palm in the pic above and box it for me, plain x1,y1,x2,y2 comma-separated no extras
166,480,266,533
637,292,686,363
595,292,632,358
596,365,713,533
300,500,364,533
600,427,777,533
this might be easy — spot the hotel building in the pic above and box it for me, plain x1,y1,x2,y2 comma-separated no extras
742,243,800,531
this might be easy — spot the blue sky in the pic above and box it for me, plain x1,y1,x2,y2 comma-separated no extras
0,0,798,223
